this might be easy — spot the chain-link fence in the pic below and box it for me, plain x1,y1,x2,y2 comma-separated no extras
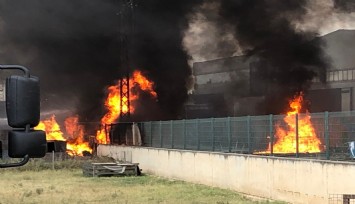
135,111,355,161
329,194,355,204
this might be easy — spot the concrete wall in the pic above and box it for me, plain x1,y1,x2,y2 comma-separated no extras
98,145,355,204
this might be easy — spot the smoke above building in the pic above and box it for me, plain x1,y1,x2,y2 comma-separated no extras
218,0,330,113
185,0,354,115
0,0,354,120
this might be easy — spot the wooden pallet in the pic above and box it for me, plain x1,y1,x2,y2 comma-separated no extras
82,162,140,177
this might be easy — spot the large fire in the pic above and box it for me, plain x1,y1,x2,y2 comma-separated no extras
266,93,323,153
96,70,157,144
35,115,92,156
34,70,156,154
64,116,93,156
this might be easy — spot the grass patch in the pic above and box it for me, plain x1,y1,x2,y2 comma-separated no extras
0,158,285,204
0,155,114,171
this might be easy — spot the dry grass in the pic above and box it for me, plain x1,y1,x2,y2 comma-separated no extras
0,159,284,204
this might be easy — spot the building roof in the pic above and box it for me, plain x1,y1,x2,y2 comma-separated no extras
321,29,355,70
193,55,251,75
193,29,355,75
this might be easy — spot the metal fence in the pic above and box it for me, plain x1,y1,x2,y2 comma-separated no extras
329,194,355,204
137,111,355,161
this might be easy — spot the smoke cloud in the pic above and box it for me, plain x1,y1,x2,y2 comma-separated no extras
218,0,331,114
0,0,202,122
129,0,202,119
183,1,242,63
1,0,353,120
294,0,355,35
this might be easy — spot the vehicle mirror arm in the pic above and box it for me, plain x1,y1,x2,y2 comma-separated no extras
0,65,30,78
0,155,29,168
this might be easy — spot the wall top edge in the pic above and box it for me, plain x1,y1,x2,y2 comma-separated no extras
99,145,355,166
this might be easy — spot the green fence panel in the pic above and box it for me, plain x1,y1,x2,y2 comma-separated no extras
139,110,355,161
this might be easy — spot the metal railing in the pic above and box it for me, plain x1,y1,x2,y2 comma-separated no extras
137,111,355,161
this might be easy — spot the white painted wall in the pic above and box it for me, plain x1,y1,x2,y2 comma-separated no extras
98,145,355,204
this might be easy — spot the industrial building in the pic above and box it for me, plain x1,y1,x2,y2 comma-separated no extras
187,29,355,118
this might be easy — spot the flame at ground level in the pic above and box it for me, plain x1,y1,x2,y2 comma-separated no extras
35,115,65,141
35,115,92,156
261,93,323,154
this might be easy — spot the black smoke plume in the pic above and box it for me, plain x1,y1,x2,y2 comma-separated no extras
334,0,355,12
0,0,201,122
130,0,202,120
219,0,330,114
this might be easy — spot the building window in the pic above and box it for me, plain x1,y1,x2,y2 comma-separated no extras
317,68,355,83
333,71,339,81
328,71,334,82
352,70,354,80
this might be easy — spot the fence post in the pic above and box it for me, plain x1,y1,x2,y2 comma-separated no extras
171,120,174,149
247,116,251,154
149,121,153,147
196,119,200,151
159,121,163,148
228,117,232,153
104,124,108,144
269,114,274,156
296,114,299,158
109,124,114,145
211,118,215,151
325,111,330,160
52,150,55,170
183,119,186,149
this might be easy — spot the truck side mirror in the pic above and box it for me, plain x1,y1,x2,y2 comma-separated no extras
8,130,46,158
0,65,47,168
5,75,46,159
6,76,40,127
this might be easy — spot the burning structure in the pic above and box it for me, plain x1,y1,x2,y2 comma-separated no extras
188,29,355,118
188,28,355,155
95,70,157,145
186,0,355,118
34,115,92,156
33,70,157,155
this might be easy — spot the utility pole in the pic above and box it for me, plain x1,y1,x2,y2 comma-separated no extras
119,0,135,121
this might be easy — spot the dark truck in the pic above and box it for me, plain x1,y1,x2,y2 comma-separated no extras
0,65,46,168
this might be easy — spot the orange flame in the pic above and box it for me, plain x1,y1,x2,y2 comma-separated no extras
64,115,92,156
35,115,92,156
270,93,323,153
35,115,65,141
96,84,120,144
96,70,157,144
132,70,157,98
